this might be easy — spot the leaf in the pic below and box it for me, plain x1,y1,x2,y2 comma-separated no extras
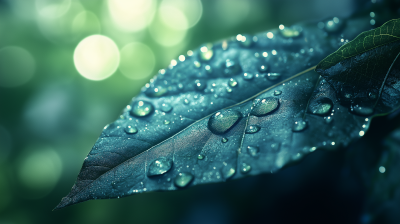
55,14,390,210
316,18,400,113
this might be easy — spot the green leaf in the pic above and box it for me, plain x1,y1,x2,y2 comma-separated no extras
55,13,390,210
316,19,400,113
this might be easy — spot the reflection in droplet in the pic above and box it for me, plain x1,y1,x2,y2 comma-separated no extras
208,110,242,135
197,154,204,160
240,162,251,174
160,103,173,113
228,78,238,87
223,59,241,76
145,85,168,97
247,146,259,157
194,79,207,91
124,125,138,134
251,97,279,116
147,157,173,177
226,87,233,93
222,137,228,143
292,120,307,132
266,73,281,81
308,97,333,116
199,44,213,61
259,65,268,72
183,99,190,105
274,90,282,96
243,73,254,80
245,125,261,134
131,100,154,117
325,116,333,124
222,166,236,179
164,120,170,125
174,172,193,188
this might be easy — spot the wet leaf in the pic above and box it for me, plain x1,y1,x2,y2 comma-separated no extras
55,13,391,209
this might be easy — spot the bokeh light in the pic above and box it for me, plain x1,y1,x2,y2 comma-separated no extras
71,11,101,38
74,35,120,81
35,0,71,19
159,0,202,29
107,0,156,33
119,42,156,80
0,46,35,88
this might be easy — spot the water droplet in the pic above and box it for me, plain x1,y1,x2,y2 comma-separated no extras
228,78,238,87
194,79,207,91
325,116,333,124
240,163,251,174
197,154,204,160
243,73,254,80
223,59,242,76
164,120,170,125
247,146,259,157
221,137,228,143
359,130,365,136
160,103,172,113
266,73,281,81
226,87,233,93
199,44,213,61
251,97,279,116
245,125,261,134
131,101,154,117
174,172,193,188
274,90,282,96
237,34,254,48
208,110,242,135
308,97,333,115
379,166,385,173
324,17,344,33
368,92,377,99
205,65,212,73
222,166,236,179
124,125,138,134
279,26,302,38
351,106,374,116
147,157,173,177
259,65,268,72
292,120,307,132
183,99,190,105
145,85,168,97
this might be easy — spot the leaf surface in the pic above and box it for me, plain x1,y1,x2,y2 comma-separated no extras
55,14,390,209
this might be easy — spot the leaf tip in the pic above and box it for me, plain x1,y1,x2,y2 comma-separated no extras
53,196,73,211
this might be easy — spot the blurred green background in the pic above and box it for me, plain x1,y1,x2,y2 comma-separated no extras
0,0,368,223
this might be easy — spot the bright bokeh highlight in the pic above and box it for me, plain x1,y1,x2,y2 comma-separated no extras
159,0,202,29
119,42,155,80
74,35,120,81
0,46,35,88
35,0,71,19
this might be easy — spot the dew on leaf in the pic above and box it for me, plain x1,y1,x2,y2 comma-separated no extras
251,97,279,116
222,166,236,179
292,120,307,132
240,163,251,174
194,79,207,91
124,125,138,134
228,78,238,87
247,146,260,157
308,97,333,115
245,125,261,134
221,137,228,143
160,103,172,113
144,85,168,97
351,106,374,116
274,90,282,96
259,65,268,72
147,157,173,177
208,110,242,135
183,99,190,105
131,101,154,117
164,120,170,125
223,59,241,76
226,87,233,93
237,34,253,48
199,44,213,61
267,73,281,81
174,172,193,188
197,154,204,160
243,73,254,80
325,116,333,124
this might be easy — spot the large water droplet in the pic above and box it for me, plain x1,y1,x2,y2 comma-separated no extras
194,79,207,91
160,103,172,113
237,34,254,48
222,165,235,179
247,146,259,157
240,163,251,174
279,26,302,38
308,97,333,115
208,110,242,135
147,157,173,177
274,90,282,96
251,97,279,116
245,125,261,134
351,105,374,116
292,120,307,132
228,78,238,87
174,172,193,188
243,73,254,80
223,59,241,76
145,85,168,97
199,44,213,61
124,125,138,134
131,101,154,117
221,137,228,143
266,73,281,81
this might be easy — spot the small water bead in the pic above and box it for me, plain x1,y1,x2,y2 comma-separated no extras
160,103,172,113
124,125,138,134
292,120,307,132
251,97,279,116
240,163,251,174
147,157,173,177
226,87,233,93
174,172,193,188
274,90,282,96
351,106,374,116
308,97,333,116
164,120,170,125
243,73,254,80
325,116,334,124
245,125,261,134
197,154,204,160
199,44,213,61
266,73,281,81
279,26,302,38
183,99,190,105
208,110,242,135
237,34,254,48
228,78,238,87
221,137,228,143
131,101,154,117
259,65,268,72
144,85,168,97
324,17,344,33
194,79,207,91
205,65,212,73
247,146,259,157
222,166,236,179
223,59,242,75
